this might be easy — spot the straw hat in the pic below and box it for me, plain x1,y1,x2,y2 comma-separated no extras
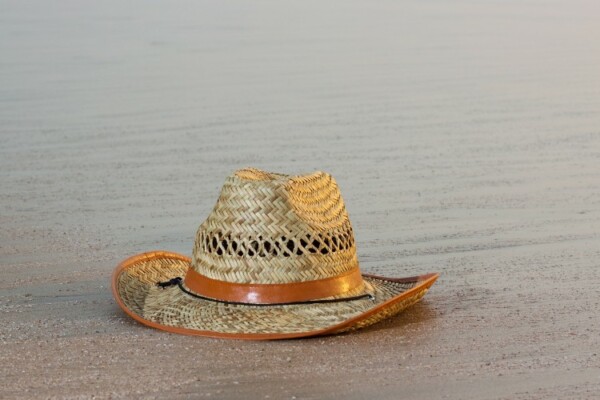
112,168,438,340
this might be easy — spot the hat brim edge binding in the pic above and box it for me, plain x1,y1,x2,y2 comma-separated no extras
111,250,439,340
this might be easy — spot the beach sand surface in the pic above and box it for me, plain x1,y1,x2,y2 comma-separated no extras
1,0,600,398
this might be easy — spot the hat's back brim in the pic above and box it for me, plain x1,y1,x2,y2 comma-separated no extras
112,251,438,340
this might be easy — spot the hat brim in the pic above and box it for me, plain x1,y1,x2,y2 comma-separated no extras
112,251,438,340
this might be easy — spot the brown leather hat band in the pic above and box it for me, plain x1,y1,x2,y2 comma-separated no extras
184,267,364,304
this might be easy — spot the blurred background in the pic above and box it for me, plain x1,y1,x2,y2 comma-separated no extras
2,1,598,261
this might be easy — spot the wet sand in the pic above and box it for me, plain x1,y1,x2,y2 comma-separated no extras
1,0,600,398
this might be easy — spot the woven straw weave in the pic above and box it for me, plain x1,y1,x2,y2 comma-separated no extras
192,168,358,284
116,256,423,335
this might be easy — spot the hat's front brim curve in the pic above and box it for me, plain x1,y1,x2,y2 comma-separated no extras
112,251,438,340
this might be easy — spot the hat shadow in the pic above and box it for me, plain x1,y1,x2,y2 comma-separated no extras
341,300,438,338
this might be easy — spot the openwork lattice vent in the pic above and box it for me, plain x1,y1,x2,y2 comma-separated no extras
201,229,355,258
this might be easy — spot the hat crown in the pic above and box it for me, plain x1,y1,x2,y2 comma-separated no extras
192,168,358,284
